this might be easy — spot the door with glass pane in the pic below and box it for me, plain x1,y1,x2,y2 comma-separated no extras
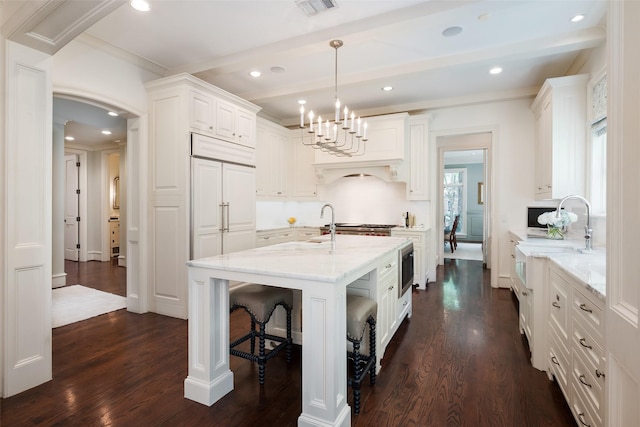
443,168,466,234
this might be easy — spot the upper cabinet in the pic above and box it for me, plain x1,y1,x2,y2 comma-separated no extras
185,78,257,148
313,113,407,165
531,74,588,200
406,114,430,200
256,118,291,198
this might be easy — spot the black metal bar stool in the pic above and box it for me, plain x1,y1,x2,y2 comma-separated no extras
229,284,293,385
346,294,377,415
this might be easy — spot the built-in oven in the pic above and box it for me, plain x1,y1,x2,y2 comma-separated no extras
399,243,414,297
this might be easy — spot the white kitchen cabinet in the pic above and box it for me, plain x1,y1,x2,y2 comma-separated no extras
215,98,256,148
546,262,605,427
314,113,408,165
377,252,399,350
255,228,295,247
291,133,318,198
189,88,215,136
146,73,260,319
531,74,588,200
295,227,320,240
406,114,430,200
256,118,290,198
390,227,431,289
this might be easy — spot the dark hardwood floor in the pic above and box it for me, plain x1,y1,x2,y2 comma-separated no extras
1,259,576,426
64,259,127,296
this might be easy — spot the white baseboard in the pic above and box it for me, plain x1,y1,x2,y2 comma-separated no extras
118,255,126,267
52,273,67,288
88,251,102,261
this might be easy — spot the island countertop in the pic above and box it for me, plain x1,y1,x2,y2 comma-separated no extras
187,234,412,283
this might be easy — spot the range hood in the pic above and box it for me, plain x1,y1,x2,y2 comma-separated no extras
314,159,405,185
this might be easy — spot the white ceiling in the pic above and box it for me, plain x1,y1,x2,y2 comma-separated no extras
2,0,607,143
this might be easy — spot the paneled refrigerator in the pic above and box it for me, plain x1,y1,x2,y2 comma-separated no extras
191,135,256,260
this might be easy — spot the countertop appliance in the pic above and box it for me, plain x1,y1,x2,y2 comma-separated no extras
319,223,397,236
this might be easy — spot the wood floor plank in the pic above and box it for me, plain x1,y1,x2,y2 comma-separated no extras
1,259,576,426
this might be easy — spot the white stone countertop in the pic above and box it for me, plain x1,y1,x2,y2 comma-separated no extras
188,234,411,283
547,251,606,300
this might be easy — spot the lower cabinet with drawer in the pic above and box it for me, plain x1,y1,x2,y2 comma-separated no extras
547,262,605,427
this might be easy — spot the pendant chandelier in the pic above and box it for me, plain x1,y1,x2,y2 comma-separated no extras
298,40,367,157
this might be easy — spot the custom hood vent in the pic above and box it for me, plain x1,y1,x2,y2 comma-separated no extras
315,160,404,185
296,0,338,16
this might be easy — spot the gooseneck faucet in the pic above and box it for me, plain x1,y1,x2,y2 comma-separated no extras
320,203,336,246
557,195,592,251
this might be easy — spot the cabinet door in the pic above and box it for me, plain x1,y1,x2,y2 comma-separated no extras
407,119,428,200
191,158,223,259
216,99,236,141
189,89,215,135
223,163,256,232
235,107,255,148
292,135,318,198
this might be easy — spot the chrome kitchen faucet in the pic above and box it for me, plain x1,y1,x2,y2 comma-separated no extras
557,195,592,252
320,203,336,250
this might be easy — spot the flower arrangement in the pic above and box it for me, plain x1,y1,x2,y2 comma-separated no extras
537,210,578,239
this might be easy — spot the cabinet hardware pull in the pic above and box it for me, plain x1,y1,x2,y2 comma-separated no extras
403,301,408,306
388,285,394,291
551,356,560,366
577,413,591,427
596,370,605,379
552,302,561,309
511,254,515,258
579,303,593,313
579,337,592,350
386,264,392,268
522,291,528,296
579,374,592,388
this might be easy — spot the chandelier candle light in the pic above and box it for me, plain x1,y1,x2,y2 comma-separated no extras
298,40,367,157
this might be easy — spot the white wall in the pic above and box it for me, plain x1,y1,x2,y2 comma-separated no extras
429,98,536,287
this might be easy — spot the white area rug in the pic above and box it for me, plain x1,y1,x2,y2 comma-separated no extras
52,285,126,328
444,242,484,261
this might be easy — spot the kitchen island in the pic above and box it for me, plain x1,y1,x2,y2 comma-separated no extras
184,234,412,427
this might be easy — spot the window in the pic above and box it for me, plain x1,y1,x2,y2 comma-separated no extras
589,118,606,215
444,168,467,235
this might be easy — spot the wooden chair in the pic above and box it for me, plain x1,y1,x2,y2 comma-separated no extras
444,215,459,253
346,294,377,415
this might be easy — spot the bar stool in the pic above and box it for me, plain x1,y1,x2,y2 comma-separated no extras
229,284,293,385
346,294,377,415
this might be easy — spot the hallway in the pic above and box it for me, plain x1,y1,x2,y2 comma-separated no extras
1,260,574,426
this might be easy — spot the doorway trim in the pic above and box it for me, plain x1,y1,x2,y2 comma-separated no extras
64,148,88,262
435,125,499,288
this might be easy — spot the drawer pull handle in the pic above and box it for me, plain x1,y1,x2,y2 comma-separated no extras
551,356,560,366
596,369,606,379
386,264,392,269
388,285,395,291
579,303,593,313
577,413,591,427
403,301,408,306
579,337,592,350
579,374,592,388
552,302,561,309
522,290,528,296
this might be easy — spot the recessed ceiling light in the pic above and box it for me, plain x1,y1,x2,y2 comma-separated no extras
442,26,463,37
382,86,393,92
101,130,112,135
130,0,150,12
489,67,503,75
298,99,307,105
249,70,261,78
571,14,585,23
65,136,75,141
108,111,118,117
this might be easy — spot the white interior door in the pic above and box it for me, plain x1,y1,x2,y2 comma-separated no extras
64,154,79,261
3,41,53,397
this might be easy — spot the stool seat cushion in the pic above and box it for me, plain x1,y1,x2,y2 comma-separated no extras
230,284,293,324
346,294,377,341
